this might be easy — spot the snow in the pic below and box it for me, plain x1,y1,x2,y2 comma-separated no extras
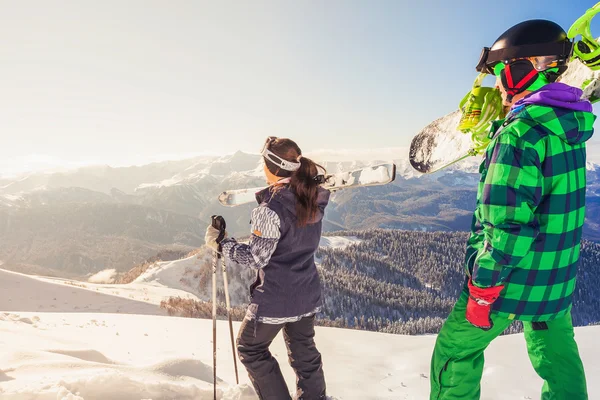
0,312,256,400
87,269,117,284
0,269,197,312
1,194,23,201
319,236,362,249
0,264,599,399
0,194,24,208
131,253,222,302
134,152,262,191
1,309,598,399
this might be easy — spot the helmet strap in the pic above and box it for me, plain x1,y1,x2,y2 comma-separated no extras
500,60,540,102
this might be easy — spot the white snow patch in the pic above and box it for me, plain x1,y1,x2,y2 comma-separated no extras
320,236,363,250
0,268,195,313
0,312,257,399
87,269,117,284
133,254,210,295
136,174,191,190
1,194,23,201
134,250,250,306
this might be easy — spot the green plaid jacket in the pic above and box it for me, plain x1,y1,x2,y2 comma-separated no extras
465,103,596,321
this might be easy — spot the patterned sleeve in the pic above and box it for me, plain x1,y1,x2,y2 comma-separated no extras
472,127,544,288
221,206,281,269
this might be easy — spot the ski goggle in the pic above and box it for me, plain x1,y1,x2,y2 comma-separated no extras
260,136,301,172
475,41,573,74
491,56,562,75
493,61,558,91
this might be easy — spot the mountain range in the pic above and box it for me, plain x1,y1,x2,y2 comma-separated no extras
2,149,600,277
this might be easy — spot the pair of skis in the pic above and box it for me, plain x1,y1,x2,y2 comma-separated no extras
210,216,238,399
218,163,397,207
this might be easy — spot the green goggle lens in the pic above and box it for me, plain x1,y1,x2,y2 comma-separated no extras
493,62,506,77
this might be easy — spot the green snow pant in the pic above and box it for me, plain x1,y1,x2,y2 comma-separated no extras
430,291,587,400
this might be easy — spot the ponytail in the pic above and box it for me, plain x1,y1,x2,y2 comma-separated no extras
290,156,326,227
262,137,326,227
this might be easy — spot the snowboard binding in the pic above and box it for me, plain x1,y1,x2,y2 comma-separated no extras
458,73,505,154
569,1,600,70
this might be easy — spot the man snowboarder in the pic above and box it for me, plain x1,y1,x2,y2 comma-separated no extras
430,19,595,399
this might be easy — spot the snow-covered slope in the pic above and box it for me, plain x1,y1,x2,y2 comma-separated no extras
0,235,364,316
0,312,257,400
128,236,365,306
1,310,598,400
1,255,599,399
131,250,251,306
0,269,171,315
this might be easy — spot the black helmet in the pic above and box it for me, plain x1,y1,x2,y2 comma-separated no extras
476,20,573,74
476,20,573,101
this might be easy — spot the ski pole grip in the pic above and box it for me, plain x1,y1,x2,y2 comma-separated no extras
211,215,227,244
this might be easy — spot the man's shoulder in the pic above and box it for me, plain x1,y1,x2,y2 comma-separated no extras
500,105,551,146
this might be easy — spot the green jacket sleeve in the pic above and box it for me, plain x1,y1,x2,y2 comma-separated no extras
472,125,544,288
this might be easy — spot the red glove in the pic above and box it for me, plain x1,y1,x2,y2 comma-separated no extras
466,279,504,331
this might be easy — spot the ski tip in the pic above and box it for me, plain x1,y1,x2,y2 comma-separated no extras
409,157,430,174
409,133,434,174
217,192,233,207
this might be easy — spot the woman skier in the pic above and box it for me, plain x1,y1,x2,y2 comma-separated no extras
430,20,593,399
205,136,329,400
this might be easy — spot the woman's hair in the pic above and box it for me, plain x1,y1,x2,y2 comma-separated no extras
264,138,325,227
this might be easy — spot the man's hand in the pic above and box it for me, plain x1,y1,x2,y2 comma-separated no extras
466,279,504,330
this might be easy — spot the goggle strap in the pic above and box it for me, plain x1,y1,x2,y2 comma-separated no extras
486,41,573,67
505,64,514,88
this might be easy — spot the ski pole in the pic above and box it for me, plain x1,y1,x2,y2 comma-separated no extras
211,217,221,400
211,215,240,385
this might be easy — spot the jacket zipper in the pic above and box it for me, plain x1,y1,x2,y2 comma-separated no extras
437,359,451,400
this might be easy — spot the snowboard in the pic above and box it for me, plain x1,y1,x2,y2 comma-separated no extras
218,163,397,207
409,59,600,174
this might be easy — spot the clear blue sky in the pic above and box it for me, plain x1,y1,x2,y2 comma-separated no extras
0,0,598,174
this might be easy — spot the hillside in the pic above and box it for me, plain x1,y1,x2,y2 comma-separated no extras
102,231,600,335
320,230,600,333
0,203,200,276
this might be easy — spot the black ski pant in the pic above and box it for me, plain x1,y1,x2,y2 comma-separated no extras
237,314,326,400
